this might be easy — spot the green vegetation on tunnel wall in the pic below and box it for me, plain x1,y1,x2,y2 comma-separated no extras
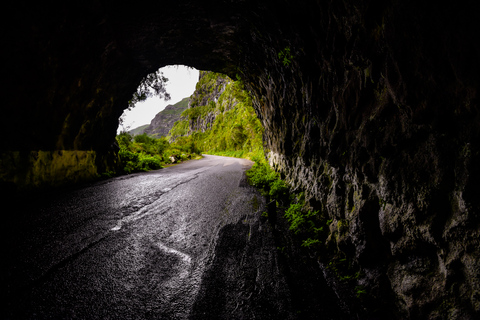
169,71,265,160
0,150,100,190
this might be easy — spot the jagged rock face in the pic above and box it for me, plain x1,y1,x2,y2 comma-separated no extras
185,71,233,134
143,98,189,138
2,0,479,318
239,2,480,319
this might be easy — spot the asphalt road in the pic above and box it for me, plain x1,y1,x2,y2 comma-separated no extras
2,155,295,319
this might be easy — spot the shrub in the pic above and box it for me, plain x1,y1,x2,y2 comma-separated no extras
269,178,289,200
116,132,133,148
246,158,331,252
138,154,162,171
156,137,169,154
116,132,197,173
118,148,139,163
133,133,153,144
246,159,288,202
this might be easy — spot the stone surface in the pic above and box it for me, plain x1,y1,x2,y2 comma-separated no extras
187,71,232,134
0,150,100,188
239,1,480,318
2,1,479,318
143,97,189,138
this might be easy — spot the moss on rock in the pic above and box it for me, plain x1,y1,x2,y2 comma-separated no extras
1,151,99,190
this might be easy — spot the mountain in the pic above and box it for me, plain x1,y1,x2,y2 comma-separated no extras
142,97,190,138
128,124,149,136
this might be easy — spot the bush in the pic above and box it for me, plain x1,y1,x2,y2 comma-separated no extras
116,132,133,148
116,131,198,174
138,154,163,171
246,158,330,250
133,133,153,144
246,159,287,202
118,148,140,172
156,137,169,154
269,178,289,200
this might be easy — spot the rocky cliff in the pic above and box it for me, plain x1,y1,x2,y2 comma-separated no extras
169,71,263,155
2,1,479,318
143,97,189,138
185,71,231,134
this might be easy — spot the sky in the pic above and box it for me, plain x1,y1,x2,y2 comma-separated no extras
118,65,199,132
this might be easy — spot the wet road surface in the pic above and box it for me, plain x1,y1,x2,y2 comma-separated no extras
2,155,294,319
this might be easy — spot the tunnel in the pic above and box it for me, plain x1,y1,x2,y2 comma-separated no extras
2,0,480,318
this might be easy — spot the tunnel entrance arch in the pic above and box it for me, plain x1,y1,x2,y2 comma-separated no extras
2,1,480,318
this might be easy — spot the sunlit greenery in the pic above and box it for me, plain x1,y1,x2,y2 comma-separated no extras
116,71,264,175
168,72,264,160
115,132,200,174
246,157,289,201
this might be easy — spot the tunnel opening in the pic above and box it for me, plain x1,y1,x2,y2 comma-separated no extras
114,66,265,175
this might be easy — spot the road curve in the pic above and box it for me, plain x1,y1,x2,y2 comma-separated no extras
2,155,294,319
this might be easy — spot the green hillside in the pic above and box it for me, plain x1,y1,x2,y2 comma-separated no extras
143,97,190,138
128,124,149,136
161,97,189,115
168,71,264,159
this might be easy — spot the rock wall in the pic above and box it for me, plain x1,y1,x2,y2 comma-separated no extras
0,151,100,189
239,1,480,318
186,71,232,134
169,71,243,139
2,0,479,318
143,98,189,138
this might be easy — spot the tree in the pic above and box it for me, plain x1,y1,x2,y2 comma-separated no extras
128,69,171,109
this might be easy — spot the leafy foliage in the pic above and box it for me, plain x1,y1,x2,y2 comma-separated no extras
278,46,294,66
246,158,289,201
168,72,264,161
128,70,171,109
285,203,318,234
245,157,330,250
115,132,199,174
